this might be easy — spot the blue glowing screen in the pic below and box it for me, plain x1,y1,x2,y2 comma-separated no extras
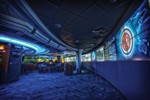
0,35,49,54
104,37,117,61
91,51,96,61
116,0,150,60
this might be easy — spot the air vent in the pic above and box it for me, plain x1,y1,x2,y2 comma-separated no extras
54,23,61,28
92,27,107,36
87,43,95,47
74,40,81,45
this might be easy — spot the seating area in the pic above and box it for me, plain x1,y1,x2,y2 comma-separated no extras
21,62,75,74
21,63,38,73
37,62,64,73
64,63,74,75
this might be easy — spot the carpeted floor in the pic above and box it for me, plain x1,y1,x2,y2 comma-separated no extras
0,71,125,100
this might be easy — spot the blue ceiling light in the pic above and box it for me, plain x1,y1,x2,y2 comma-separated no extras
0,35,49,54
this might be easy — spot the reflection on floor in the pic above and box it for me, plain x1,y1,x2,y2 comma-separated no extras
0,71,125,100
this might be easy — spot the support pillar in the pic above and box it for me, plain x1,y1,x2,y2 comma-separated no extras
76,49,82,74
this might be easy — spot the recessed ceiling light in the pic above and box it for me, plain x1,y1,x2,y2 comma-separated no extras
75,40,79,43
92,27,107,35
54,24,61,28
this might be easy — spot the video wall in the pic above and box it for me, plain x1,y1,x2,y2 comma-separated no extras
23,56,58,63
96,46,104,61
104,37,117,61
116,0,150,60
81,53,91,62
65,56,76,62
90,0,150,61
66,0,149,62
91,51,96,61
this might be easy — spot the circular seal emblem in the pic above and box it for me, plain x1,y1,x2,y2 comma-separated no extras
121,28,133,55
92,52,95,61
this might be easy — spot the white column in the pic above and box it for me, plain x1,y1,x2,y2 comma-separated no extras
76,49,82,74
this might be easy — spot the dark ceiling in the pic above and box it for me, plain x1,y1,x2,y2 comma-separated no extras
26,0,133,53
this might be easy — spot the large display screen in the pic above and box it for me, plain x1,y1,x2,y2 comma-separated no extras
104,42,110,61
116,0,150,60
81,55,85,62
65,56,76,62
96,46,104,61
109,44,117,61
91,51,96,61
83,0,150,62
81,53,91,62
104,37,117,61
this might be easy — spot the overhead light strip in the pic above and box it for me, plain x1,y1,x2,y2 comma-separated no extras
0,35,48,54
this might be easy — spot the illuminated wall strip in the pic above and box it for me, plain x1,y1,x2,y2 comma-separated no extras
0,35,48,54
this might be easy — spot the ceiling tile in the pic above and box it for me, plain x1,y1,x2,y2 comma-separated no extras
80,4,105,22
38,15,54,27
27,0,58,17
54,9,77,25
93,13,114,30
70,17,89,28
79,23,96,34
26,0,134,52
61,0,92,15
95,0,126,12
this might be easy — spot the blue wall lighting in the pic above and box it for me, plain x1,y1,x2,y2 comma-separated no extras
91,51,96,61
0,35,49,54
116,0,150,60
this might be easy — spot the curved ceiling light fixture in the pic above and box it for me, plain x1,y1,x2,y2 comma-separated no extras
0,35,49,54
23,47,36,54
18,0,77,51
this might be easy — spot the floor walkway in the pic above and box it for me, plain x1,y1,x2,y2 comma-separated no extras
0,71,125,100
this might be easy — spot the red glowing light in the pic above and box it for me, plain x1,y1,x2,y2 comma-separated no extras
122,32,131,51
